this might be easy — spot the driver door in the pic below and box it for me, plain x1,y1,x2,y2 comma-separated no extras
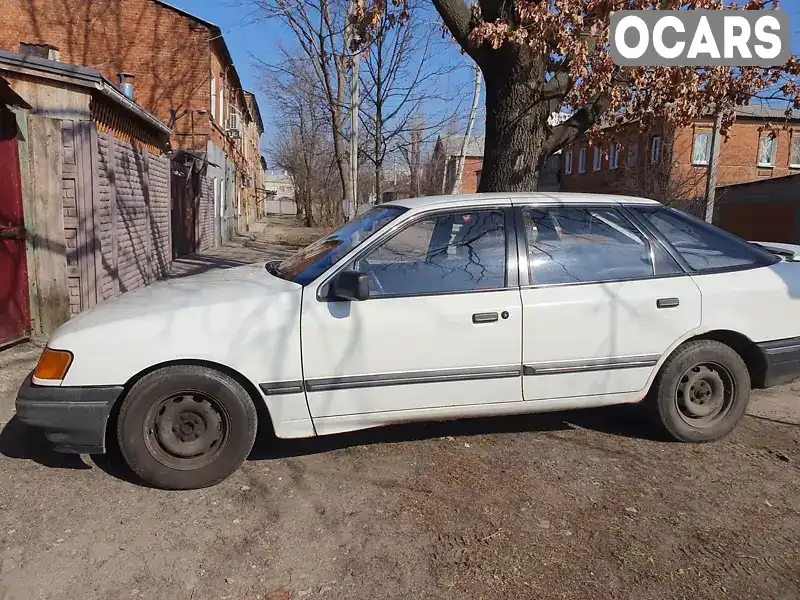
300,206,523,435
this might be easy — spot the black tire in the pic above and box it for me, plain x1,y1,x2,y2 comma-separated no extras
117,365,257,490
648,340,751,443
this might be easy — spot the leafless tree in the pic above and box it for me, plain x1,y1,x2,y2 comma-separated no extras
266,57,343,227
611,133,707,217
357,1,460,202
250,0,355,215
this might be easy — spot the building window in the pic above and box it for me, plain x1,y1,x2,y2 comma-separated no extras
791,136,800,169
610,143,620,169
758,135,778,167
219,79,225,128
627,142,639,167
578,148,588,173
593,147,602,171
210,72,217,122
565,149,573,175
650,135,661,164
693,132,712,165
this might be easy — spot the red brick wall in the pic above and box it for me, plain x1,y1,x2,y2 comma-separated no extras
0,0,212,152
444,156,483,194
562,119,800,198
560,122,666,195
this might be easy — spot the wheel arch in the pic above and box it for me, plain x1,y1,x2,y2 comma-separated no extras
109,359,275,438
676,329,767,389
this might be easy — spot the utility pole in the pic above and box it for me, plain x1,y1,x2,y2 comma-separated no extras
704,112,723,223
347,0,360,218
452,65,482,195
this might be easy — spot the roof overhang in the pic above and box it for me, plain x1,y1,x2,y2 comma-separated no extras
0,50,172,136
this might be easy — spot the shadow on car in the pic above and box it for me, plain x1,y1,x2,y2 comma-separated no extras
0,405,664,487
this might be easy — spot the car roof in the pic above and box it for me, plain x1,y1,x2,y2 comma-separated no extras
385,192,660,210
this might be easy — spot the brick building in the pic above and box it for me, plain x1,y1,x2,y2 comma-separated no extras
430,134,485,194
430,129,562,195
242,91,266,229
0,50,172,344
0,0,265,256
560,106,800,228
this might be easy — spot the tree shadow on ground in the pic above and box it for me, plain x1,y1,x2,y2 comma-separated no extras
169,254,254,278
0,405,666,488
248,405,667,460
0,417,91,470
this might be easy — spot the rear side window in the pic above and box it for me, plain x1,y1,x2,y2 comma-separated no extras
523,207,654,285
635,208,776,273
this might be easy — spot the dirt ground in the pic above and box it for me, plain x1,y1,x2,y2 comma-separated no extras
0,218,798,600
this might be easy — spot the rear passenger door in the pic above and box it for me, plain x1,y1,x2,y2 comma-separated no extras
517,204,702,401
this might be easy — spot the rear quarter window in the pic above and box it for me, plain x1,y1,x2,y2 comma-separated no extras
635,207,777,273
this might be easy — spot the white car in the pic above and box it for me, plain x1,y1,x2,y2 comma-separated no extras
16,193,800,489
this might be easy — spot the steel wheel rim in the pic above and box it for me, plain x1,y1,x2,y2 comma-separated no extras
674,361,736,429
143,390,230,471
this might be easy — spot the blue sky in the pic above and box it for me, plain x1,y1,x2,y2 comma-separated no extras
166,0,800,151
165,0,472,141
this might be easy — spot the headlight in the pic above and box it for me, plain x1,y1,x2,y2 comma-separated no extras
33,348,74,381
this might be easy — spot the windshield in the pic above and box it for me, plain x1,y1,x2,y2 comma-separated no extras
272,206,406,285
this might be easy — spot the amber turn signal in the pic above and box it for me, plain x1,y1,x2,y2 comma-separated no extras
33,348,74,381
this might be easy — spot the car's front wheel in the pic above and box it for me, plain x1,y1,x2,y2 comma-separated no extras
117,365,257,489
649,340,751,442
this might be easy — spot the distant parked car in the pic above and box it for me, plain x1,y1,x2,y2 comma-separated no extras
17,193,800,489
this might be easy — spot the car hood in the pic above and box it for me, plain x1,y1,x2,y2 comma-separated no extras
51,263,301,343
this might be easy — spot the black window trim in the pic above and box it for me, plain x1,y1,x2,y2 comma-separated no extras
629,205,779,276
514,203,692,290
316,205,518,302
620,204,694,273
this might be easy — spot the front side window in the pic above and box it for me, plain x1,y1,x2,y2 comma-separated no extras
759,135,778,167
578,148,588,173
593,147,602,171
275,206,405,285
565,149,573,175
635,207,776,273
693,132,712,165
523,207,653,286
356,210,507,297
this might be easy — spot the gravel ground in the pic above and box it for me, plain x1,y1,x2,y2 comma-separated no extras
0,220,798,600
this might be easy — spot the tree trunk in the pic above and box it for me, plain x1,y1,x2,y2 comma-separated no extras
479,52,550,193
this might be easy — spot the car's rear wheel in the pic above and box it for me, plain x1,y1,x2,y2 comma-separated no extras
649,340,751,442
117,365,257,489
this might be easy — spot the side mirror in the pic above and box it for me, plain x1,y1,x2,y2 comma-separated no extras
328,270,370,301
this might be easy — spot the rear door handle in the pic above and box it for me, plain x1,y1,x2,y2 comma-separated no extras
472,312,499,324
657,297,680,309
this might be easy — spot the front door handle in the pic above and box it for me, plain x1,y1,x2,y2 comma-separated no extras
472,312,499,324
657,297,680,309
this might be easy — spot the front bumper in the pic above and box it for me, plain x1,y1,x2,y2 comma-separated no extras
15,372,125,454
